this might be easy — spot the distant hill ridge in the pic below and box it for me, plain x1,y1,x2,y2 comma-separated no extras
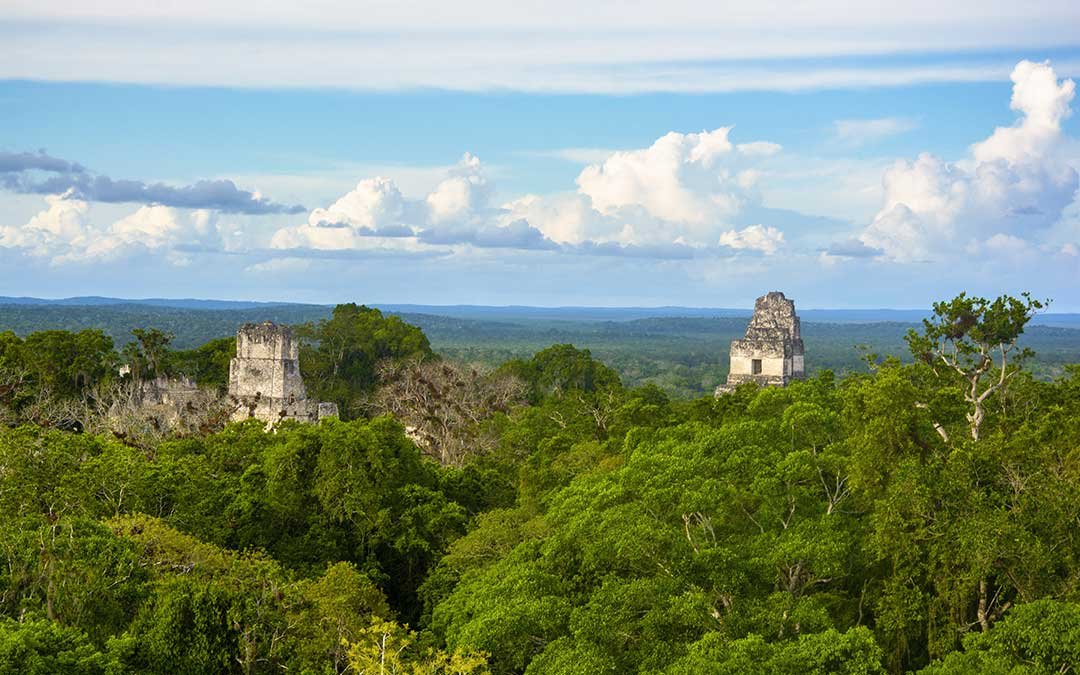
0,296,305,310
2,296,1078,328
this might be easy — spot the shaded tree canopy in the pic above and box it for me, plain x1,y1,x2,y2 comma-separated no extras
0,292,1079,674
299,303,434,417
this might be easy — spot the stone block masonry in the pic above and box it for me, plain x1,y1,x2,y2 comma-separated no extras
228,322,338,425
716,291,805,395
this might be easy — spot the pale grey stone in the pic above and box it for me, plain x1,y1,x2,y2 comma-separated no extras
716,291,805,396
228,322,337,426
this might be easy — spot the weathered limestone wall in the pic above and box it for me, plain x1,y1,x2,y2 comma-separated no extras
717,291,805,395
228,322,338,425
728,355,786,378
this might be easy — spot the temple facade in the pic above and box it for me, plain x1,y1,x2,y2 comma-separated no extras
716,291,805,395
228,322,338,425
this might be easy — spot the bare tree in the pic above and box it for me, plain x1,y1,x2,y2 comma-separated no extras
369,359,526,466
83,378,238,449
0,366,30,427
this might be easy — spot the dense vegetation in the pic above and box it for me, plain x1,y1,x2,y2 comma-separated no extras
4,301,1079,397
3,292,1080,674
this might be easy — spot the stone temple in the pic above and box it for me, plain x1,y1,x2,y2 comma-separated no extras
716,291,805,395
228,322,338,425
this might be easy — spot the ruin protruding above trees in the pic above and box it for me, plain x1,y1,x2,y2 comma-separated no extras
716,291,805,395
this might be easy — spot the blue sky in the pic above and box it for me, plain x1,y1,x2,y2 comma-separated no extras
2,1,1080,309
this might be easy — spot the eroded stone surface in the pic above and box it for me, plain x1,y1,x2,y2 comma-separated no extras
716,291,805,395
228,322,338,425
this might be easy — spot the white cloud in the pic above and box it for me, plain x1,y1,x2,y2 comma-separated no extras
499,193,616,246
984,232,1031,252
0,197,223,264
719,224,785,255
307,176,409,231
735,141,783,157
5,3,1080,92
0,191,90,257
833,117,918,145
267,127,793,258
571,128,776,245
972,59,1076,166
425,153,490,226
270,154,531,254
860,60,1078,262
965,232,1035,261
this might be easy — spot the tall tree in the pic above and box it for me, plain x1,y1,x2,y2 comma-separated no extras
905,292,1044,440
299,304,433,417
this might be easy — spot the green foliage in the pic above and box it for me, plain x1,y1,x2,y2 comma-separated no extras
299,303,434,417
499,344,622,403
1,291,1080,674
906,292,1045,439
0,329,116,409
164,336,235,389
345,619,489,675
663,626,886,674
920,600,1080,674
124,328,174,380
0,617,111,675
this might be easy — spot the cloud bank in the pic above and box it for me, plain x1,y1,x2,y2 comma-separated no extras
1,59,1077,307
269,128,790,260
4,2,1080,92
0,191,229,265
0,151,305,215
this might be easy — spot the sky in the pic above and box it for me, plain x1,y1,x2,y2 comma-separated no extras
2,1,1080,309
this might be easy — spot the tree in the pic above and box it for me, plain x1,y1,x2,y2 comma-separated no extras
345,620,488,675
19,330,116,400
370,359,526,466
299,304,433,418
905,292,1044,440
499,344,622,404
920,600,1080,674
164,336,235,390
125,328,175,381
0,617,111,675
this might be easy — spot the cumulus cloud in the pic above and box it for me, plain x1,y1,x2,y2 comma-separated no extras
419,219,556,249
576,128,766,236
499,193,625,246
718,224,785,255
306,176,413,232
860,60,1078,262
425,153,491,226
269,128,791,259
0,194,226,264
821,238,883,258
0,191,91,257
509,127,785,249
1,150,305,215
271,153,556,254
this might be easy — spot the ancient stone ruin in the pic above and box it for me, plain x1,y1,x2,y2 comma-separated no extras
228,322,338,425
716,291,805,395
